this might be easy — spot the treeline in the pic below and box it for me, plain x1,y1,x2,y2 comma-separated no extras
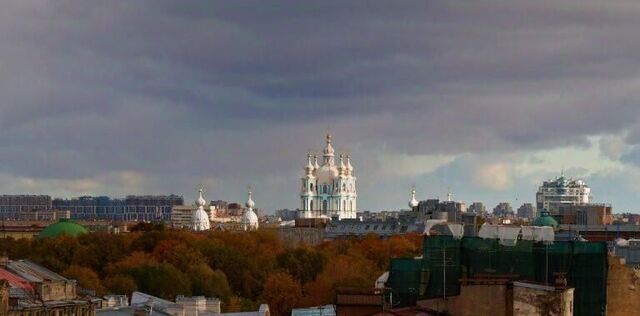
0,224,422,315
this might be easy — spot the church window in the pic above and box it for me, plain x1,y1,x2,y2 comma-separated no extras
322,200,328,211
323,185,328,194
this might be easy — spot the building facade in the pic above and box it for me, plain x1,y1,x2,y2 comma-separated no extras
0,258,96,315
468,202,487,215
0,195,53,220
517,203,537,220
556,204,613,226
536,174,591,214
52,195,183,221
493,202,514,218
300,134,357,219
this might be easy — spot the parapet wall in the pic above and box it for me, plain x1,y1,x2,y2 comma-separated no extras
607,254,640,316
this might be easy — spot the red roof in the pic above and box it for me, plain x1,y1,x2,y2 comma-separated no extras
0,267,35,293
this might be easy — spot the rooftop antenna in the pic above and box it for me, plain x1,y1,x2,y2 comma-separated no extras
447,188,453,202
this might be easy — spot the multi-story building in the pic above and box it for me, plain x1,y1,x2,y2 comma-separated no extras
53,195,183,221
536,174,591,214
124,195,183,221
299,133,357,219
0,195,53,220
468,202,487,215
53,196,125,221
226,203,245,217
413,195,466,223
556,204,613,226
493,202,514,217
275,209,298,221
516,203,537,220
171,205,197,229
0,258,96,315
210,200,229,216
415,199,448,221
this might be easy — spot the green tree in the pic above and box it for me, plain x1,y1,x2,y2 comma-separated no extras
277,247,326,283
187,263,232,301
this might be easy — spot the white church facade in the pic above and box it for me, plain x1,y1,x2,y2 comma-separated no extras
299,134,357,219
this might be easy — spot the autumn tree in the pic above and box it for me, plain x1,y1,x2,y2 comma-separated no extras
63,265,105,296
302,254,378,306
261,272,302,316
73,233,128,276
152,239,207,271
29,235,80,272
103,274,138,296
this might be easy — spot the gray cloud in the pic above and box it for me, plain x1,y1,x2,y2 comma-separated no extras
1,1,640,210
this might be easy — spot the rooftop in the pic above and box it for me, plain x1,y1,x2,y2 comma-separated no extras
6,259,71,283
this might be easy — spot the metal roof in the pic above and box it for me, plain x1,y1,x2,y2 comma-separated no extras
6,259,70,283
291,305,336,316
0,267,35,296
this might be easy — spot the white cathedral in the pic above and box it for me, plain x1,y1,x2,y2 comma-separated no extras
299,133,357,219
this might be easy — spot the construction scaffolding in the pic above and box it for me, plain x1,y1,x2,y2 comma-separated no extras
387,235,608,316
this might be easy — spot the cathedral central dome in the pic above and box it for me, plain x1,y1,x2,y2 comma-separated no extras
315,165,339,184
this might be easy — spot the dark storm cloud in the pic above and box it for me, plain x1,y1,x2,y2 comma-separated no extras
1,0,640,209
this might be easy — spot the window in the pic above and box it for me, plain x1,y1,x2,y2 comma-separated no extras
310,200,314,210
323,185,328,194
310,183,314,191
322,200,328,211
342,183,346,191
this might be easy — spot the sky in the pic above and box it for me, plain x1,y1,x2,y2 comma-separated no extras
2,1,640,212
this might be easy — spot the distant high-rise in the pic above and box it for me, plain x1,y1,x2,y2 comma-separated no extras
52,195,183,221
493,202,514,217
536,173,591,213
299,133,357,219
468,202,487,215
517,203,537,219
0,195,52,219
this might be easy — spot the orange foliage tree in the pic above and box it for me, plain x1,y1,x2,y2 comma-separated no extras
261,272,303,316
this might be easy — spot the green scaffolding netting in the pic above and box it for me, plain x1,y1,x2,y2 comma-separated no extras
386,235,608,316
387,257,423,307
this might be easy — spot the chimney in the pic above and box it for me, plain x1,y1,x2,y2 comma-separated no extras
0,255,9,267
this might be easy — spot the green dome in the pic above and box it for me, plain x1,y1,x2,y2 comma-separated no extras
533,211,558,229
38,219,88,238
